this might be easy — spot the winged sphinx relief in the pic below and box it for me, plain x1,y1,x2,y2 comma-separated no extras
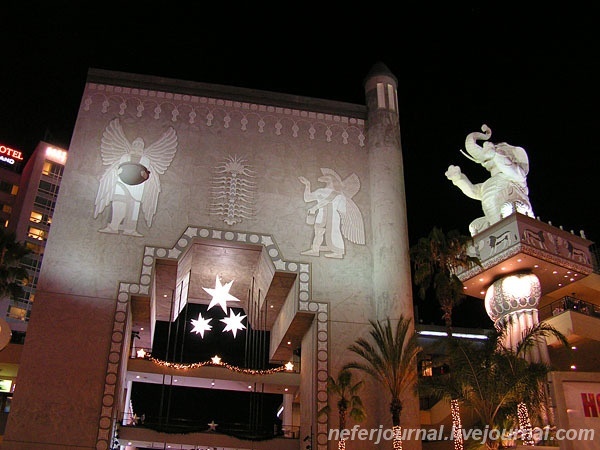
93,118,178,236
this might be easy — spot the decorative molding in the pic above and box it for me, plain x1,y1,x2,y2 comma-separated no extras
83,83,366,147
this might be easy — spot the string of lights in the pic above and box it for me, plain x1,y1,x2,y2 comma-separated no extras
450,399,464,450
148,355,294,375
517,401,535,446
392,425,402,450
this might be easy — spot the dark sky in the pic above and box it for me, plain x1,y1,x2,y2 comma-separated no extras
1,3,598,248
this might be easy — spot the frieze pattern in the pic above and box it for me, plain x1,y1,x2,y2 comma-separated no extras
96,226,329,450
83,83,366,147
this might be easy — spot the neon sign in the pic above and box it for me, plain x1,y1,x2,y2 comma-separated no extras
0,145,24,165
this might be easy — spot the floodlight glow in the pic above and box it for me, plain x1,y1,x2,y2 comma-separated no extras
45,146,67,164
416,330,488,340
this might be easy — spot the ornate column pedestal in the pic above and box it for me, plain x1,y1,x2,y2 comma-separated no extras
484,272,549,364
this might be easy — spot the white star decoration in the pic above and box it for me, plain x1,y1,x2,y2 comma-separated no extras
220,309,247,338
190,313,212,338
207,420,218,431
203,275,240,313
211,355,222,364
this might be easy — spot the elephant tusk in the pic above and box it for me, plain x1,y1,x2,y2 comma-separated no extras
459,148,480,163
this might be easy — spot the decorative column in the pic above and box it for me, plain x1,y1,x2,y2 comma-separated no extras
484,272,550,364
364,62,413,322
484,272,552,429
365,62,420,450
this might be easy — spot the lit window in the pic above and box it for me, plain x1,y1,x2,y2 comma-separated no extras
8,306,26,321
27,227,47,241
30,212,43,223
25,242,45,255
42,161,52,176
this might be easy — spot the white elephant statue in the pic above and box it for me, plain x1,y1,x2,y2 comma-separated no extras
445,124,534,236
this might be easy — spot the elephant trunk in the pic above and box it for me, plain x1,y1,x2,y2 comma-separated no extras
464,124,492,162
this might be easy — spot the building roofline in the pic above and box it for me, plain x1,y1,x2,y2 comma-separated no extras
86,68,367,119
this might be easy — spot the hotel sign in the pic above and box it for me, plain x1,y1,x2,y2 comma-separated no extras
0,145,24,165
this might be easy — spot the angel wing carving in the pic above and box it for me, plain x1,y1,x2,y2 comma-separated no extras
94,118,178,236
339,173,365,245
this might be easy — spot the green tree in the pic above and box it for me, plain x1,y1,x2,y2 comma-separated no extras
410,227,480,333
318,369,366,449
344,316,421,449
420,322,569,449
0,227,30,301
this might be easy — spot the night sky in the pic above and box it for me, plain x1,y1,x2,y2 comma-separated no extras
2,4,598,326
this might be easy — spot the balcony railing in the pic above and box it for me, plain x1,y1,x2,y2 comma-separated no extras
539,296,600,321
119,411,299,440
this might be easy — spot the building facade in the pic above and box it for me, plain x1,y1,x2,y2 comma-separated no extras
2,65,421,450
0,142,67,331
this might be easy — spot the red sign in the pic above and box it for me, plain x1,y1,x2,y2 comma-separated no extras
582,393,600,417
0,145,24,164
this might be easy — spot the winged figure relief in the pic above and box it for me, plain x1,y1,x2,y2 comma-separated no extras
299,168,365,259
93,118,178,236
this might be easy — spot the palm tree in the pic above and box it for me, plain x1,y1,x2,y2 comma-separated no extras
420,322,569,449
318,369,366,449
410,227,480,333
410,227,480,450
344,316,421,450
0,226,30,301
